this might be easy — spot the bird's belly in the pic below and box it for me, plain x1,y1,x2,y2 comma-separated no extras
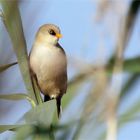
38,60,65,81
37,60,67,97
30,46,67,96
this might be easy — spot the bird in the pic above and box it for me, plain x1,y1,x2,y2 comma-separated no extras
29,24,67,118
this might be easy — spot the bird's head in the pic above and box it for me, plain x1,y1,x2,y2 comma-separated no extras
36,24,62,45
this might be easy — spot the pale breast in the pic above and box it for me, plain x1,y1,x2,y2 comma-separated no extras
30,44,67,95
30,45,66,72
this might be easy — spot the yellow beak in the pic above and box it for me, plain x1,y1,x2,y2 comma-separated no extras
56,33,62,38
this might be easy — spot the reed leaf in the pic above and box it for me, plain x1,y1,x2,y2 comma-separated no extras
23,100,56,126
0,93,36,107
119,74,140,103
15,125,34,140
0,62,17,73
0,124,27,133
0,0,37,103
32,77,43,104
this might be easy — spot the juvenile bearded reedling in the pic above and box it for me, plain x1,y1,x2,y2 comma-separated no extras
29,24,67,118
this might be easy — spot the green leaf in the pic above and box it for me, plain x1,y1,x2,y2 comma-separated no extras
120,100,140,123
0,93,30,100
107,57,140,73
23,100,56,126
0,0,36,103
123,57,140,73
119,74,140,103
32,77,43,104
0,94,36,107
15,123,69,140
0,62,17,73
15,125,34,140
0,124,27,133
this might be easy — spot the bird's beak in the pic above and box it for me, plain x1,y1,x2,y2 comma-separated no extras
56,33,62,38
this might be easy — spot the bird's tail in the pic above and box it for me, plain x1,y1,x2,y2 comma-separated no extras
56,97,62,118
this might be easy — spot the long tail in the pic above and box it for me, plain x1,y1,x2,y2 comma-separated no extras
56,97,62,118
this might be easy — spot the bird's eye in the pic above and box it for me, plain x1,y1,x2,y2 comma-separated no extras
49,29,56,36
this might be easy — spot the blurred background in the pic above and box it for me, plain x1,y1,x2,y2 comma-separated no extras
0,0,140,140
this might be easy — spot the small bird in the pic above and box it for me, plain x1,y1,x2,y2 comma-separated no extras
29,24,67,118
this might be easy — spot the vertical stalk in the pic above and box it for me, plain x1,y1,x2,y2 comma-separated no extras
0,0,39,104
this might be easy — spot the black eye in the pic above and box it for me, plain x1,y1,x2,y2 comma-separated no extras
49,29,56,36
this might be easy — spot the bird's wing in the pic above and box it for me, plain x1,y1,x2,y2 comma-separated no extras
57,43,68,94
56,43,66,54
